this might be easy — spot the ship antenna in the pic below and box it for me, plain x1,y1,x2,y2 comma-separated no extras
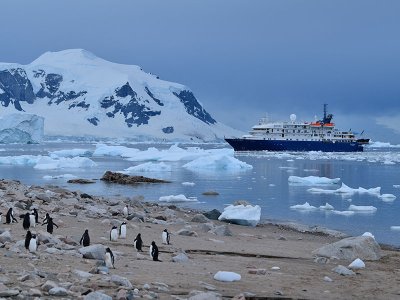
323,104,327,120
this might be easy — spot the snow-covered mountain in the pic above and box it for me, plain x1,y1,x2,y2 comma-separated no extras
0,49,241,141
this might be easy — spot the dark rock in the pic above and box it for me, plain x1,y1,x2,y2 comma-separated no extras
68,179,96,184
155,216,167,221
202,191,219,196
203,209,221,220
81,193,93,199
101,171,170,185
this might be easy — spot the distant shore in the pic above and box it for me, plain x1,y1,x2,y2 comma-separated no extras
0,179,399,299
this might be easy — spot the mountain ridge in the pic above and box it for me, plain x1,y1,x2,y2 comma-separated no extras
0,49,241,142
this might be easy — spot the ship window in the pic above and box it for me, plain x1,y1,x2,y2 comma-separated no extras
282,134,284,137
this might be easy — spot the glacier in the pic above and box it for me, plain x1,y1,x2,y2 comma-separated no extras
0,113,43,144
0,49,242,142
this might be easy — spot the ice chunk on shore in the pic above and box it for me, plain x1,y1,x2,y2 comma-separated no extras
218,204,261,226
348,258,365,269
213,271,241,282
183,154,252,172
288,176,340,185
289,202,317,210
158,194,198,203
348,205,377,212
124,162,171,173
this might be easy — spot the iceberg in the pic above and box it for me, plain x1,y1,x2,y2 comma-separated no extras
379,194,396,201
332,210,355,216
348,205,377,212
319,203,334,210
182,182,195,186
183,154,253,172
124,162,171,173
289,202,317,210
0,113,44,144
288,176,340,185
218,204,261,226
308,183,381,197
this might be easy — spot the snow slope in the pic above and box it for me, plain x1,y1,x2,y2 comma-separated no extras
0,49,242,142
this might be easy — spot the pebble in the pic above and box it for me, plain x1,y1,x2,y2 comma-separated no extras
49,287,68,296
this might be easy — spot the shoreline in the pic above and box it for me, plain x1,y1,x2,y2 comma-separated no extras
0,179,399,299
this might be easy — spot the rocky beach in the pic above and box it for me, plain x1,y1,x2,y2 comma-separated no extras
0,178,399,300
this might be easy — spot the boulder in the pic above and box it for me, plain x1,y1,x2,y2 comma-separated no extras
101,171,170,184
332,265,356,276
84,291,112,300
79,244,106,260
210,225,232,237
203,209,221,220
191,214,209,223
176,229,198,237
172,253,189,263
111,275,133,288
312,236,381,261
0,231,12,243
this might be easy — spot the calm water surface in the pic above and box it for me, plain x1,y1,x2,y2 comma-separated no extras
1,141,399,246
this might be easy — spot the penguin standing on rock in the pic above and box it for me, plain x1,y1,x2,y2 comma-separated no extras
42,213,50,224
110,226,118,241
4,208,18,224
25,231,32,250
150,241,160,261
0,212,2,223
119,222,127,239
80,229,90,247
104,247,115,268
29,212,36,228
42,217,58,234
123,205,129,217
23,213,31,230
162,229,170,245
32,208,39,224
133,233,143,252
29,234,38,253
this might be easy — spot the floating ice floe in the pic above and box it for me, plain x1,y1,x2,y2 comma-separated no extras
49,149,93,158
34,157,97,170
390,226,400,231
289,202,317,210
378,194,397,201
308,183,381,197
331,210,355,216
213,271,241,282
182,182,195,186
394,185,400,188
348,258,365,269
218,204,261,226
348,205,377,213
319,203,334,210
43,174,77,180
288,175,340,185
124,162,171,173
183,154,252,172
93,144,140,158
158,194,198,203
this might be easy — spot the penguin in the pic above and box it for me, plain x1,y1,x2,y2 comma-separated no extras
25,230,32,250
80,229,90,247
42,217,58,234
4,208,18,224
42,213,50,224
0,212,2,223
29,212,36,228
104,247,115,268
32,208,39,224
123,205,129,217
119,222,127,239
162,229,170,245
110,226,118,241
23,212,31,230
149,241,160,261
133,233,143,252
29,234,38,253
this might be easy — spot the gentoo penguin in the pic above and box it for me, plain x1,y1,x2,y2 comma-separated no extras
4,208,18,224
162,229,170,245
42,217,58,234
32,208,39,224
119,222,127,239
25,231,32,250
29,212,36,228
150,241,160,261
123,205,129,217
104,247,115,268
80,229,90,247
42,213,50,224
133,233,143,252
110,226,118,241
0,212,2,223
23,212,31,230
29,234,38,253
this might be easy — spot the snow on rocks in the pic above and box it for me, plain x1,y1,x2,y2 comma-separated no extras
312,236,381,261
348,258,365,269
213,271,241,282
218,204,261,227
288,176,340,185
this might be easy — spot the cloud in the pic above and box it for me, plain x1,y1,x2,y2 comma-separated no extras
376,115,400,135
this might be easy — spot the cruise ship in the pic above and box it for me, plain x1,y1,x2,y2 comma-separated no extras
225,105,365,152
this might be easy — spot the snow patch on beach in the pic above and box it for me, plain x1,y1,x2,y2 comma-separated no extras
213,271,241,282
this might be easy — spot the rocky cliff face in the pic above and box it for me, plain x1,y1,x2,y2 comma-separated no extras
0,49,239,141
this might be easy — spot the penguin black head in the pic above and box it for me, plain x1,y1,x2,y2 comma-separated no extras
163,229,168,232
112,226,117,230
105,247,112,253
85,229,89,234
121,222,126,225
151,241,156,246
31,234,37,239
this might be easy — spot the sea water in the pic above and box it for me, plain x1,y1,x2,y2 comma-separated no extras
0,141,399,246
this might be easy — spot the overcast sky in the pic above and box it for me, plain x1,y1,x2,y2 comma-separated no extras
1,0,400,142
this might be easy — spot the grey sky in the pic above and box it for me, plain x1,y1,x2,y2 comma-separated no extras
1,0,400,142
